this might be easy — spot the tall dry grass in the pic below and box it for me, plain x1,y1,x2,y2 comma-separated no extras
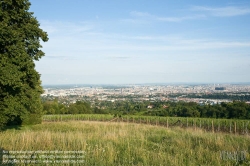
0,121,249,165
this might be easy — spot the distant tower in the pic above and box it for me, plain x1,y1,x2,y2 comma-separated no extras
121,88,123,94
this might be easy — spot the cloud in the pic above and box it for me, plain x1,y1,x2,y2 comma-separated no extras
157,15,206,22
125,5,250,25
126,11,205,23
40,20,94,35
130,11,153,17
120,18,149,24
120,11,154,24
192,6,250,17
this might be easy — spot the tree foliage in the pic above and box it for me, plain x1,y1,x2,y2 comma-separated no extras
0,0,48,129
41,97,250,120
42,100,94,115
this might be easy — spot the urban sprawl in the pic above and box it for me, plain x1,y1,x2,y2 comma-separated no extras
42,84,250,105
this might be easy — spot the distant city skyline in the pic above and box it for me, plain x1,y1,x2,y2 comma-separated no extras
30,0,250,85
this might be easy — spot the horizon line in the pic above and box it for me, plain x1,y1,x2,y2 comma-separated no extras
42,82,250,86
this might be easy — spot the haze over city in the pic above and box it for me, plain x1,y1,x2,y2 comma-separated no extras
30,0,250,85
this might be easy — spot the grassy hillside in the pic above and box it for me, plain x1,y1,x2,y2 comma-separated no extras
0,121,249,165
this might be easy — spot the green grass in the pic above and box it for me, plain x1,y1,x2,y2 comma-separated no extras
1,121,250,165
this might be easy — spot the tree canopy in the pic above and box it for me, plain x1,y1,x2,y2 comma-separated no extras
0,0,48,129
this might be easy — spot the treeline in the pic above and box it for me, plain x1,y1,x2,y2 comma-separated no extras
143,101,250,119
42,100,250,119
43,100,93,114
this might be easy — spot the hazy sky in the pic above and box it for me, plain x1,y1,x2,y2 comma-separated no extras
30,0,250,85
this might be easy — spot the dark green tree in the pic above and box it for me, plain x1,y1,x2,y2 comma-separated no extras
0,0,48,128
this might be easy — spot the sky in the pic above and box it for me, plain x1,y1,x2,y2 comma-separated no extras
29,0,250,85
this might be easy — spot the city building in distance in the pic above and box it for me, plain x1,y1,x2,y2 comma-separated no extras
41,84,250,105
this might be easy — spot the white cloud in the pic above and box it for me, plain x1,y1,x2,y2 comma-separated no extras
130,11,153,17
157,15,206,22
127,5,250,25
126,11,205,23
40,20,94,35
192,6,250,17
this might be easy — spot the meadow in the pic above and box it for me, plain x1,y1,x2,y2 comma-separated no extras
0,120,250,165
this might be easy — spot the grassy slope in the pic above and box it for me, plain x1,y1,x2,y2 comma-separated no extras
0,121,249,165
